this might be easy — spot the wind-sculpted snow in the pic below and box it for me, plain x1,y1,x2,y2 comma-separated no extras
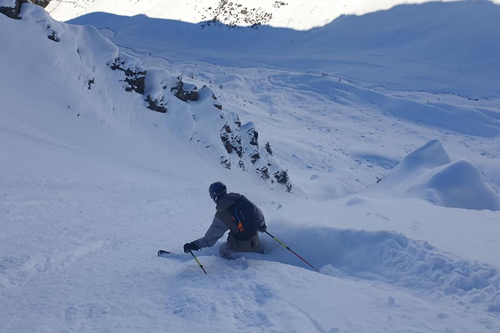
219,225,500,313
268,73,500,137
420,159,500,211
370,140,500,211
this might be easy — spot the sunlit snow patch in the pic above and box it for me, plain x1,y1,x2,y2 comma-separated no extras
369,140,500,211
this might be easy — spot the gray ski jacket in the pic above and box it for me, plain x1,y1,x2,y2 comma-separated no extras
193,193,265,249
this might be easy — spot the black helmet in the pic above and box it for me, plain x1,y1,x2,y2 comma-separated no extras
209,181,227,203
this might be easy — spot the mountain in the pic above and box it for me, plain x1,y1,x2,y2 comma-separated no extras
1,1,500,332
45,0,500,30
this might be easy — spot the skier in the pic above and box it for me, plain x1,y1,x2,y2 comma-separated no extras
183,181,267,259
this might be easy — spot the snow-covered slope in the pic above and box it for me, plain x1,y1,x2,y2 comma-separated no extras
49,0,500,198
2,1,500,332
53,0,500,100
47,0,500,98
1,2,293,190
370,140,500,210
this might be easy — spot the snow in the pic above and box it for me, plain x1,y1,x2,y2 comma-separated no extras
0,0,14,7
1,1,500,332
45,0,500,30
422,159,500,210
369,140,500,210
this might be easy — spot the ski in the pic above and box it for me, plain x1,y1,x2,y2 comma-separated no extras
157,249,170,257
157,249,207,274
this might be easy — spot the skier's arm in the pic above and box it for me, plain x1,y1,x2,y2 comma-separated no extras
193,216,228,249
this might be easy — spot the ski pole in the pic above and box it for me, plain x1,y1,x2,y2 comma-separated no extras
189,250,207,274
265,231,320,273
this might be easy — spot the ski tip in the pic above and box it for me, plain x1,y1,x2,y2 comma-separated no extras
157,250,170,257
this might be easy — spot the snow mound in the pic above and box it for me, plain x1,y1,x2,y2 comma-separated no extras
236,225,500,312
383,139,452,181
419,159,500,211
371,140,500,211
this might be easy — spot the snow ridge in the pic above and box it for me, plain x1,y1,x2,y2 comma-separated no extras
371,140,500,211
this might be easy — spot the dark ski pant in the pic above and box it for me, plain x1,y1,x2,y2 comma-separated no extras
219,232,263,259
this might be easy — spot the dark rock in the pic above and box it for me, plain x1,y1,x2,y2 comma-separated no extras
186,90,199,101
247,128,258,146
274,170,292,192
220,124,233,153
108,58,125,70
234,138,242,157
265,142,273,155
125,75,146,94
250,151,260,164
224,141,233,153
220,156,231,169
47,29,60,42
0,0,28,19
33,0,50,7
171,76,199,102
257,167,270,180
108,58,146,94
145,95,167,113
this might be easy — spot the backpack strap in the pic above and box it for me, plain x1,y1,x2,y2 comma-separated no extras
232,198,244,219
232,197,247,233
230,196,260,241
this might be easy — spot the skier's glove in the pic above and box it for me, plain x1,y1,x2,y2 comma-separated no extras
183,242,200,253
257,223,267,233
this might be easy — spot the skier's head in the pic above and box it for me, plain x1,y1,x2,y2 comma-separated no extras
209,181,227,203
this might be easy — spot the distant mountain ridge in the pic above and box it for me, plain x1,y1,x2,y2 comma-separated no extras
46,0,500,30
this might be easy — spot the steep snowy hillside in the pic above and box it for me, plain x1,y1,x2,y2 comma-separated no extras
1,2,293,190
2,1,500,333
53,0,500,197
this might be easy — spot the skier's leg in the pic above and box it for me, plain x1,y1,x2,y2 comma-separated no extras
256,242,265,254
219,242,235,260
